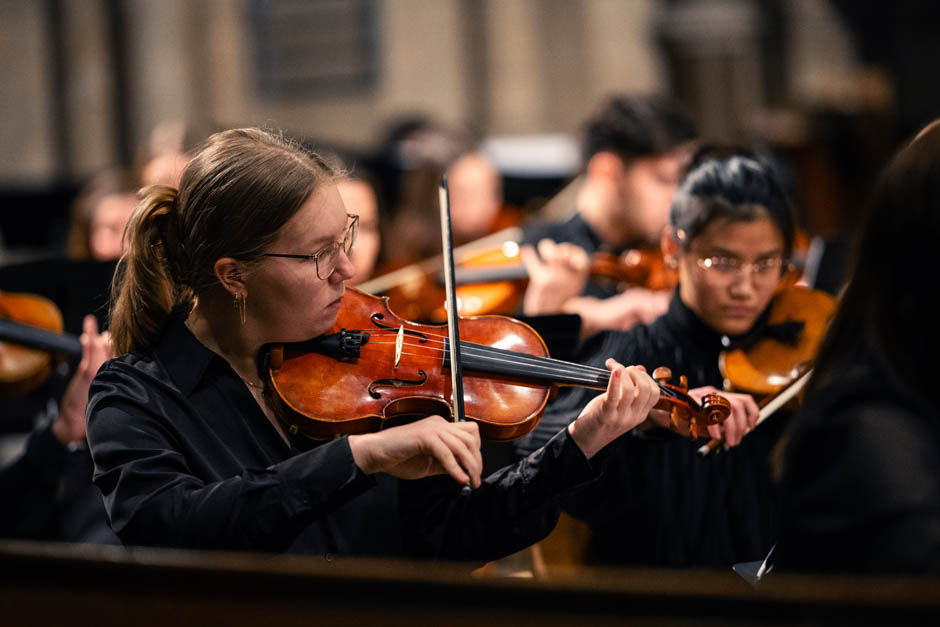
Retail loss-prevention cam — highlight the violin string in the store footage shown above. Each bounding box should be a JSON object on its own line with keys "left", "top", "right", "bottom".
{"left": 353, "top": 331, "right": 691, "bottom": 403}
{"left": 357, "top": 339, "right": 688, "bottom": 404}
{"left": 363, "top": 334, "right": 609, "bottom": 383}
{"left": 361, "top": 330, "right": 611, "bottom": 377}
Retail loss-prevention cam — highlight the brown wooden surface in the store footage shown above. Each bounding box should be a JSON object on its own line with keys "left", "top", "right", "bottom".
{"left": 2, "top": 539, "right": 940, "bottom": 626}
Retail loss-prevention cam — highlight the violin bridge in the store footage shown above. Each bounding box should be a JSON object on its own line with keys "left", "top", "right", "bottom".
{"left": 394, "top": 325, "right": 404, "bottom": 369}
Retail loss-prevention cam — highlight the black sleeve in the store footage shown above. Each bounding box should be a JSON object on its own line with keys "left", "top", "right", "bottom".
{"left": 399, "top": 428, "right": 609, "bottom": 563}
{"left": 0, "top": 420, "right": 69, "bottom": 539}
{"left": 87, "top": 384, "right": 375, "bottom": 552}
{"left": 775, "top": 402, "right": 940, "bottom": 574}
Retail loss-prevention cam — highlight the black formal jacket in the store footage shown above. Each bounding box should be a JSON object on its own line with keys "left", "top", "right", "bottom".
{"left": 85, "top": 311, "right": 609, "bottom": 563}
{"left": 515, "top": 293, "right": 790, "bottom": 569}
{"left": 774, "top": 352, "right": 940, "bottom": 574}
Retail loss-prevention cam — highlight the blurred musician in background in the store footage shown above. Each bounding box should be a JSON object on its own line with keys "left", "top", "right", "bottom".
{"left": 0, "top": 315, "right": 117, "bottom": 544}
{"left": 516, "top": 147, "right": 803, "bottom": 570}
{"left": 520, "top": 93, "right": 698, "bottom": 337}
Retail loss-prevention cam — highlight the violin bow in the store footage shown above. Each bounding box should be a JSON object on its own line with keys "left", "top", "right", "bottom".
{"left": 697, "top": 365, "right": 813, "bottom": 456}
{"left": 439, "top": 174, "right": 472, "bottom": 494}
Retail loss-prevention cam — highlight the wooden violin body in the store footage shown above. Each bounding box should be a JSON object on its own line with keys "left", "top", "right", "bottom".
{"left": 719, "top": 285, "right": 836, "bottom": 398}
{"left": 266, "top": 287, "right": 551, "bottom": 441}
{"left": 263, "top": 288, "right": 730, "bottom": 442}
{"left": 0, "top": 291, "right": 81, "bottom": 396}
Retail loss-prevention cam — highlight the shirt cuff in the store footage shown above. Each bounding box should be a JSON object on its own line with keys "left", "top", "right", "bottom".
{"left": 541, "top": 427, "right": 608, "bottom": 491}
{"left": 279, "top": 436, "right": 375, "bottom": 515}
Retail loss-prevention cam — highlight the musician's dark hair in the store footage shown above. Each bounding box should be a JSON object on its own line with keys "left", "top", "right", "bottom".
{"left": 805, "top": 118, "right": 940, "bottom": 402}
{"left": 109, "top": 127, "right": 335, "bottom": 354}
{"left": 581, "top": 93, "right": 697, "bottom": 164}
{"left": 669, "top": 147, "right": 797, "bottom": 259}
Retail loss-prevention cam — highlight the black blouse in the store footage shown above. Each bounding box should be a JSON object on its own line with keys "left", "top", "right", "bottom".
{"left": 514, "top": 293, "right": 789, "bottom": 569}
{"left": 85, "top": 313, "right": 608, "bottom": 563}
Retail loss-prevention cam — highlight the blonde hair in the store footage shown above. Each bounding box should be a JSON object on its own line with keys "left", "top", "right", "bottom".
{"left": 109, "top": 128, "right": 334, "bottom": 354}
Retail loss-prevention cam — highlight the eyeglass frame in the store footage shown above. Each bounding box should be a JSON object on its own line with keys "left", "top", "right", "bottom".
{"left": 694, "top": 254, "right": 789, "bottom": 280}
{"left": 261, "top": 213, "right": 358, "bottom": 280}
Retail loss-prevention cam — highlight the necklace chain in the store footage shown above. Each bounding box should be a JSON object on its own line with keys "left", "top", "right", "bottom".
{"left": 240, "top": 376, "right": 265, "bottom": 389}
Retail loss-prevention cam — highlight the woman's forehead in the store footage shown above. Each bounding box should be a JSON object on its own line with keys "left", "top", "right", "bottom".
{"left": 695, "top": 214, "right": 784, "bottom": 252}
{"left": 277, "top": 184, "right": 346, "bottom": 247}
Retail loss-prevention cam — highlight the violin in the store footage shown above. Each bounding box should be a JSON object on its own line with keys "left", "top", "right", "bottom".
{"left": 0, "top": 291, "right": 82, "bottom": 396}
{"left": 719, "top": 285, "right": 836, "bottom": 397}
{"left": 375, "top": 242, "right": 677, "bottom": 324}
{"left": 698, "top": 284, "right": 837, "bottom": 455}
{"left": 261, "top": 287, "right": 731, "bottom": 442}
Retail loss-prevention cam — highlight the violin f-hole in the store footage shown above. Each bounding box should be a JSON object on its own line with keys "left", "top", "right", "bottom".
{"left": 368, "top": 371, "right": 428, "bottom": 399}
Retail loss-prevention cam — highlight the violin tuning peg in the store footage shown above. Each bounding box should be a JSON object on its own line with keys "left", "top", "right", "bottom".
{"left": 669, "top": 406, "right": 680, "bottom": 432}
{"left": 653, "top": 366, "right": 672, "bottom": 384}
{"left": 678, "top": 375, "right": 688, "bottom": 392}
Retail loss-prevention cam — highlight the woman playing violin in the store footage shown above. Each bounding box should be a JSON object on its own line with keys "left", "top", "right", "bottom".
{"left": 515, "top": 147, "right": 800, "bottom": 569}
{"left": 86, "top": 128, "right": 662, "bottom": 559}
{"left": 773, "top": 119, "right": 940, "bottom": 575}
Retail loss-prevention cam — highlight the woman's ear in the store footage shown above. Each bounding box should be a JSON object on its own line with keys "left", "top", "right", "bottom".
{"left": 213, "top": 257, "right": 246, "bottom": 298}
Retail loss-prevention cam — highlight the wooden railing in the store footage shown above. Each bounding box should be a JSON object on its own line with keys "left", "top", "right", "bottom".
{"left": 2, "top": 539, "right": 939, "bottom": 626}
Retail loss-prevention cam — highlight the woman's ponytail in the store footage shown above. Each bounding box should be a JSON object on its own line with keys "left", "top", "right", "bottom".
{"left": 109, "top": 184, "right": 191, "bottom": 354}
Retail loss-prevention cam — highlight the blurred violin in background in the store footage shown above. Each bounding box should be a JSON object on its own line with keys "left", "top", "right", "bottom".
{"left": 699, "top": 283, "right": 837, "bottom": 455}
{"left": 719, "top": 284, "right": 835, "bottom": 398}
{"left": 362, "top": 238, "right": 677, "bottom": 324}
{"left": 0, "top": 291, "right": 82, "bottom": 396}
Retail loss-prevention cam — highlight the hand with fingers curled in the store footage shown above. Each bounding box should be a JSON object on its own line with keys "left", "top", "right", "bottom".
{"left": 567, "top": 359, "right": 661, "bottom": 459}
{"left": 53, "top": 315, "right": 114, "bottom": 445}
{"left": 691, "top": 387, "right": 759, "bottom": 447}
{"left": 520, "top": 238, "right": 590, "bottom": 316}
{"left": 348, "top": 416, "right": 483, "bottom": 488}
{"left": 643, "top": 386, "right": 759, "bottom": 446}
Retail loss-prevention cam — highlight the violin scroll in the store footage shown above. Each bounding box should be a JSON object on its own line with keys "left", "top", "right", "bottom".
{"left": 652, "top": 366, "right": 731, "bottom": 439}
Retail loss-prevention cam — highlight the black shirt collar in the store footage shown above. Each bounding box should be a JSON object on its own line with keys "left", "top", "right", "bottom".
{"left": 662, "top": 288, "right": 769, "bottom": 355}
{"left": 152, "top": 310, "right": 217, "bottom": 397}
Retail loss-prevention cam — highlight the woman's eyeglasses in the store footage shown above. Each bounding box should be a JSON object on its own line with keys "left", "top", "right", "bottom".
{"left": 696, "top": 255, "right": 786, "bottom": 281}
{"left": 262, "top": 214, "right": 358, "bottom": 280}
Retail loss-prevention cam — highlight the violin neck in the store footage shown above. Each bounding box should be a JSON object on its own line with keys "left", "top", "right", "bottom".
{"left": 445, "top": 340, "right": 609, "bottom": 389}
{"left": 446, "top": 340, "right": 699, "bottom": 408}
{"left": 0, "top": 318, "right": 83, "bottom": 358}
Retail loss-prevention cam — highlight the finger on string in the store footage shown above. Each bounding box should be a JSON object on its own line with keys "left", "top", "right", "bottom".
{"left": 603, "top": 362, "right": 624, "bottom": 413}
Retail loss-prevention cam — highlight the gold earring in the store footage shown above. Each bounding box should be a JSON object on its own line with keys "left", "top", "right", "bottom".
{"left": 234, "top": 292, "right": 247, "bottom": 325}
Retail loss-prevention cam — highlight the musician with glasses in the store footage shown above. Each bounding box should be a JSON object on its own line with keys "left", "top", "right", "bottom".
{"left": 515, "top": 147, "right": 799, "bottom": 570}
{"left": 84, "top": 127, "right": 665, "bottom": 559}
